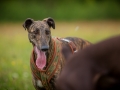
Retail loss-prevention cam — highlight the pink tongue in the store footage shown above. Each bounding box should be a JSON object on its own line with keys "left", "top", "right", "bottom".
{"left": 35, "top": 47, "right": 46, "bottom": 70}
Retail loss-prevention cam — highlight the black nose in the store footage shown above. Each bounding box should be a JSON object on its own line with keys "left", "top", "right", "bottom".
{"left": 41, "top": 46, "right": 49, "bottom": 51}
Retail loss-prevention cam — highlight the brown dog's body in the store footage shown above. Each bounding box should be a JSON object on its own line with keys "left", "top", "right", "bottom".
{"left": 56, "top": 35, "right": 120, "bottom": 90}
{"left": 23, "top": 17, "right": 91, "bottom": 90}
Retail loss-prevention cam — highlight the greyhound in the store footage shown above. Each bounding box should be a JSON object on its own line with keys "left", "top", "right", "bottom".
{"left": 23, "top": 17, "right": 91, "bottom": 90}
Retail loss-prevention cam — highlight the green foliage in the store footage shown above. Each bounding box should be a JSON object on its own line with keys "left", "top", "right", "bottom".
{"left": 0, "top": 0, "right": 120, "bottom": 22}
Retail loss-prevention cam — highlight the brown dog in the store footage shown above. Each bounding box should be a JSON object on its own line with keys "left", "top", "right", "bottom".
{"left": 23, "top": 17, "right": 91, "bottom": 90}
{"left": 56, "top": 35, "right": 120, "bottom": 90}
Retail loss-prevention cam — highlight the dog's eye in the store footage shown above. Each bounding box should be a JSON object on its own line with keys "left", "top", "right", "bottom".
{"left": 32, "top": 35, "right": 36, "bottom": 38}
{"left": 45, "top": 30, "right": 50, "bottom": 35}
{"left": 34, "top": 28, "right": 39, "bottom": 34}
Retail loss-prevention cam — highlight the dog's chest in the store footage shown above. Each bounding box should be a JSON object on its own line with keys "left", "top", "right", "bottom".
{"left": 30, "top": 38, "right": 64, "bottom": 90}
{"left": 31, "top": 54, "right": 63, "bottom": 90}
{"left": 32, "top": 62, "right": 62, "bottom": 90}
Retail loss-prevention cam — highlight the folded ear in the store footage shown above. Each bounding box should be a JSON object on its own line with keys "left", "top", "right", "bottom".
{"left": 23, "top": 18, "right": 34, "bottom": 30}
{"left": 43, "top": 17, "right": 55, "bottom": 29}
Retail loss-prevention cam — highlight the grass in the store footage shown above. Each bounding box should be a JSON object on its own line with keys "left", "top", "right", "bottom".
{"left": 0, "top": 21, "right": 120, "bottom": 90}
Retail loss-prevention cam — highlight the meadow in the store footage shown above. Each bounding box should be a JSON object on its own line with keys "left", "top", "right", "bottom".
{"left": 0, "top": 21, "right": 120, "bottom": 90}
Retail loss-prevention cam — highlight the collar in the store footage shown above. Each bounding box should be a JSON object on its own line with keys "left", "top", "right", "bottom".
{"left": 59, "top": 38, "right": 78, "bottom": 53}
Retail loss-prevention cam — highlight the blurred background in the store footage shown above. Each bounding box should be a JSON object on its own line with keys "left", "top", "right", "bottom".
{"left": 0, "top": 0, "right": 120, "bottom": 90}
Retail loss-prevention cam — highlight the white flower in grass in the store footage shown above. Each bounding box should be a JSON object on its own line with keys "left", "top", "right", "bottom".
{"left": 12, "top": 73, "right": 19, "bottom": 79}
{"left": 23, "top": 72, "right": 29, "bottom": 78}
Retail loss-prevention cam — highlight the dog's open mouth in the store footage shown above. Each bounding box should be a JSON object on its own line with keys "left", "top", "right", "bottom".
{"left": 34, "top": 46, "right": 46, "bottom": 70}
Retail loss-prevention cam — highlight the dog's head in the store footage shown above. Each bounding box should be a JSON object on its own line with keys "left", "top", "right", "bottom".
{"left": 23, "top": 17, "right": 55, "bottom": 70}
{"left": 23, "top": 17, "right": 55, "bottom": 52}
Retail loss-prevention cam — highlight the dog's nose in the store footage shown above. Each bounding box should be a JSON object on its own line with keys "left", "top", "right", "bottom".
{"left": 41, "top": 46, "right": 49, "bottom": 52}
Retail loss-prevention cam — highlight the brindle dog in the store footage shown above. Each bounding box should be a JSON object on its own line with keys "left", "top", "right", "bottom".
{"left": 23, "top": 17, "right": 91, "bottom": 90}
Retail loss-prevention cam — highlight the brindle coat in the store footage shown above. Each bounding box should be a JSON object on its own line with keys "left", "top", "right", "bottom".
{"left": 23, "top": 17, "right": 91, "bottom": 90}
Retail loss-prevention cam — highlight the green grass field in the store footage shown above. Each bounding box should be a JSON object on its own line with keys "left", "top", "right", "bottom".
{"left": 0, "top": 21, "right": 120, "bottom": 90}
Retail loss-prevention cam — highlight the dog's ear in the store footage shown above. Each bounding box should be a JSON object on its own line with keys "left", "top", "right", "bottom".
{"left": 43, "top": 17, "right": 55, "bottom": 29}
{"left": 23, "top": 18, "right": 34, "bottom": 30}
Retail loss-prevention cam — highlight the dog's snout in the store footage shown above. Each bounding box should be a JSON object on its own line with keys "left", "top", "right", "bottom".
{"left": 41, "top": 46, "right": 49, "bottom": 51}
